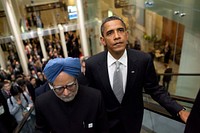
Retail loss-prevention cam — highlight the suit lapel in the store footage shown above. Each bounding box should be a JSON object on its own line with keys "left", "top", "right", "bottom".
{"left": 96, "top": 50, "right": 139, "bottom": 103}
{"left": 97, "top": 52, "right": 115, "bottom": 95}
{"left": 124, "top": 50, "right": 138, "bottom": 95}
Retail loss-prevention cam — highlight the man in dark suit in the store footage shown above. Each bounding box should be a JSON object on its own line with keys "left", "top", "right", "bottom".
{"left": 35, "top": 57, "right": 108, "bottom": 133}
{"left": 184, "top": 89, "right": 200, "bottom": 133}
{"left": 1, "top": 80, "right": 11, "bottom": 100}
{"left": 84, "top": 16, "right": 189, "bottom": 133}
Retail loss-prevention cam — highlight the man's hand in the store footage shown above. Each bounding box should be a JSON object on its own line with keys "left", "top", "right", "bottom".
{"left": 178, "top": 109, "right": 190, "bottom": 123}
{"left": 16, "top": 99, "right": 22, "bottom": 105}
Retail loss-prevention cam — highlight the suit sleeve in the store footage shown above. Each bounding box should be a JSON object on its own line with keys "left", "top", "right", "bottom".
{"left": 85, "top": 60, "right": 96, "bottom": 88}
{"left": 144, "top": 55, "right": 183, "bottom": 116}
{"left": 96, "top": 91, "right": 109, "bottom": 133}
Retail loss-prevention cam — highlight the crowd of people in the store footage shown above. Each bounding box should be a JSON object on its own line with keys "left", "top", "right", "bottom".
{"left": 0, "top": 29, "right": 82, "bottom": 132}
{"left": 0, "top": 15, "right": 195, "bottom": 133}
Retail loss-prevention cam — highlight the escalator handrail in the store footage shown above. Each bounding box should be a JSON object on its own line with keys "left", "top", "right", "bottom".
{"left": 157, "top": 73, "right": 200, "bottom": 76}
{"left": 143, "top": 91, "right": 195, "bottom": 104}
{"left": 143, "top": 92, "right": 195, "bottom": 124}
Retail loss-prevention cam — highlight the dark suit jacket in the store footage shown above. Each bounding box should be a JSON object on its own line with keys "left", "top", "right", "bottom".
{"left": 1, "top": 89, "right": 10, "bottom": 100}
{"left": 85, "top": 49, "right": 183, "bottom": 133}
{"left": 26, "top": 81, "right": 36, "bottom": 102}
{"left": 35, "top": 81, "right": 51, "bottom": 97}
{"left": 35, "top": 85, "right": 109, "bottom": 133}
{"left": 77, "top": 73, "right": 89, "bottom": 86}
{"left": 184, "top": 89, "right": 200, "bottom": 133}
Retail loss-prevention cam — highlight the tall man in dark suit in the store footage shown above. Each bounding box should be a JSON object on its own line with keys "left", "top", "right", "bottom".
{"left": 35, "top": 57, "right": 108, "bottom": 133}
{"left": 84, "top": 16, "right": 189, "bottom": 133}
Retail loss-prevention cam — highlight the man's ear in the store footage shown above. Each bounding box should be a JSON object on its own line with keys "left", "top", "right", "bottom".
{"left": 100, "top": 37, "right": 106, "bottom": 46}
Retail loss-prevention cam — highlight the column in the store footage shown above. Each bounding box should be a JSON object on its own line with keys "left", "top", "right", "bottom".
{"left": 0, "top": 46, "right": 6, "bottom": 69}
{"left": 1, "top": 0, "right": 29, "bottom": 75}
{"left": 37, "top": 28, "right": 48, "bottom": 60}
{"left": 76, "top": 0, "right": 90, "bottom": 56}
{"left": 58, "top": 24, "right": 68, "bottom": 57}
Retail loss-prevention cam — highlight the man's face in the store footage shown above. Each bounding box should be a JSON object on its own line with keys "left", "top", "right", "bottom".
{"left": 52, "top": 72, "right": 78, "bottom": 102}
{"left": 100, "top": 20, "right": 128, "bottom": 57}
{"left": 30, "top": 78, "right": 36, "bottom": 85}
{"left": 4, "top": 83, "right": 11, "bottom": 91}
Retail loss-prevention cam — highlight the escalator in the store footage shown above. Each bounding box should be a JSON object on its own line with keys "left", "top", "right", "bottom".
{"left": 14, "top": 73, "right": 199, "bottom": 133}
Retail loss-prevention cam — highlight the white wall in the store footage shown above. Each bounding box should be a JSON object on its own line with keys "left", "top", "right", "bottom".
{"left": 176, "top": 32, "right": 200, "bottom": 98}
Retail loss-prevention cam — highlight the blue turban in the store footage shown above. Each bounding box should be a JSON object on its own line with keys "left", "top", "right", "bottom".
{"left": 43, "top": 57, "right": 81, "bottom": 83}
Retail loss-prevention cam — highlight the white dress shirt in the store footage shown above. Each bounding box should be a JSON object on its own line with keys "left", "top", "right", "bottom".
{"left": 107, "top": 50, "right": 127, "bottom": 93}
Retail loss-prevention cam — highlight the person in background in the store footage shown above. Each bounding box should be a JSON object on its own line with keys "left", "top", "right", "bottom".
{"left": 163, "top": 41, "right": 171, "bottom": 65}
{"left": 37, "top": 72, "right": 47, "bottom": 86}
{"left": 133, "top": 36, "right": 141, "bottom": 50}
{"left": 162, "top": 64, "right": 173, "bottom": 91}
{"left": 80, "top": 56, "right": 89, "bottom": 75}
{"left": 1, "top": 80, "right": 12, "bottom": 100}
{"left": 77, "top": 56, "right": 89, "bottom": 86}
{"left": 84, "top": 16, "right": 189, "bottom": 133}
{"left": 7, "top": 84, "right": 34, "bottom": 133}
{"left": 35, "top": 57, "right": 108, "bottom": 133}
{"left": 35, "top": 61, "right": 51, "bottom": 97}
{"left": 16, "top": 77, "right": 31, "bottom": 96}
{"left": 0, "top": 89, "right": 17, "bottom": 133}
{"left": 29, "top": 76, "right": 39, "bottom": 102}
{"left": 15, "top": 75, "right": 36, "bottom": 104}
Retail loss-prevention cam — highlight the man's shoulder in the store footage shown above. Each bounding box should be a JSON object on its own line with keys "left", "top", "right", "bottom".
{"left": 127, "top": 49, "right": 151, "bottom": 61}
{"left": 79, "top": 85, "right": 101, "bottom": 97}
{"left": 35, "top": 82, "right": 50, "bottom": 95}
{"left": 86, "top": 51, "right": 106, "bottom": 63}
{"left": 128, "top": 48, "right": 148, "bottom": 55}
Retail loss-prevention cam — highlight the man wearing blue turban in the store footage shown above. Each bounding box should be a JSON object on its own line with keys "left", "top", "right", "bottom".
{"left": 35, "top": 57, "right": 109, "bottom": 133}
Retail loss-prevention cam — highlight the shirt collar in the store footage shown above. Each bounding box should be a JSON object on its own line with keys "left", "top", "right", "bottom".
{"left": 107, "top": 50, "right": 127, "bottom": 67}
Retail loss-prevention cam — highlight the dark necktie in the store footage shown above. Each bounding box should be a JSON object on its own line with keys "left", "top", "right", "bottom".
{"left": 113, "top": 61, "right": 124, "bottom": 103}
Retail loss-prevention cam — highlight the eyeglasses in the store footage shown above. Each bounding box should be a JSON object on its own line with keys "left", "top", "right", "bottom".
{"left": 52, "top": 80, "right": 77, "bottom": 95}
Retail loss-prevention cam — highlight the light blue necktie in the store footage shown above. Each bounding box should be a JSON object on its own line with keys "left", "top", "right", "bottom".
{"left": 113, "top": 61, "right": 124, "bottom": 103}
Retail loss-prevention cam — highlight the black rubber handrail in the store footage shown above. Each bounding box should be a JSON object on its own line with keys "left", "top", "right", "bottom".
{"left": 143, "top": 92, "right": 195, "bottom": 124}
{"left": 170, "top": 94, "right": 195, "bottom": 104}
{"left": 143, "top": 91, "right": 195, "bottom": 104}
{"left": 157, "top": 73, "right": 200, "bottom": 76}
